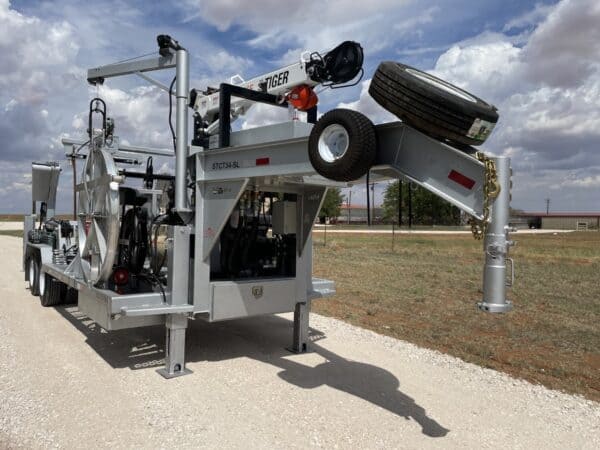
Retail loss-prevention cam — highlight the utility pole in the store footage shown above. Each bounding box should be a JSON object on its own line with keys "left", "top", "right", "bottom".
{"left": 545, "top": 198, "right": 550, "bottom": 215}
{"left": 398, "top": 180, "right": 402, "bottom": 227}
{"left": 408, "top": 182, "right": 413, "bottom": 229}
{"left": 366, "top": 171, "right": 371, "bottom": 226}
{"left": 347, "top": 191, "right": 351, "bottom": 224}
{"left": 371, "top": 182, "right": 375, "bottom": 224}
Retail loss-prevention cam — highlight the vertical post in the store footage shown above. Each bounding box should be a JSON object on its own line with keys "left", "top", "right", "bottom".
{"left": 371, "top": 182, "right": 375, "bottom": 224}
{"left": 366, "top": 171, "right": 371, "bottom": 226}
{"left": 174, "top": 48, "right": 191, "bottom": 220}
{"left": 478, "top": 156, "right": 513, "bottom": 313}
{"left": 157, "top": 225, "right": 193, "bottom": 378}
{"left": 347, "top": 191, "right": 351, "bottom": 224}
{"left": 72, "top": 157, "right": 77, "bottom": 221}
{"left": 398, "top": 179, "right": 402, "bottom": 227}
{"left": 292, "top": 236, "right": 312, "bottom": 353}
{"left": 408, "top": 182, "right": 413, "bottom": 229}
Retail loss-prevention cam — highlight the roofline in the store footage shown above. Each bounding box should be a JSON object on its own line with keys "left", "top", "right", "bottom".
{"left": 513, "top": 212, "right": 600, "bottom": 217}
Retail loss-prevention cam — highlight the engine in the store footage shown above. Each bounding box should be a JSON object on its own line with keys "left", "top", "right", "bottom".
{"left": 212, "top": 191, "right": 297, "bottom": 280}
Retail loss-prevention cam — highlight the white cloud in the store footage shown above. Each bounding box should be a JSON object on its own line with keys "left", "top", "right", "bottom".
{"left": 429, "top": 0, "right": 600, "bottom": 210}
{"left": 186, "top": 0, "right": 417, "bottom": 56}
{"left": 337, "top": 79, "right": 395, "bottom": 124}
{"left": 502, "top": 2, "right": 555, "bottom": 31}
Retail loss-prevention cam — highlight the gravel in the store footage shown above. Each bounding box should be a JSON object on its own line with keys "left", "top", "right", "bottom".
{"left": 0, "top": 235, "right": 598, "bottom": 449}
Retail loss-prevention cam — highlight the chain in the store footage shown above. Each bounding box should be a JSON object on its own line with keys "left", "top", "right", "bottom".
{"left": 469, "top": 152, "right": 500, "bottom": 239}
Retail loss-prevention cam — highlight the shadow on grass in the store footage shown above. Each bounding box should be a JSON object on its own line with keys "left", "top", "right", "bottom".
{"left": 55, "top": 305, "right": 449, "bottom": 438}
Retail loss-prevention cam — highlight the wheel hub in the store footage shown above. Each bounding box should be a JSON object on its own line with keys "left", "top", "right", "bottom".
{"left": 317, "top": 124, "right": 349, "bottom": 163}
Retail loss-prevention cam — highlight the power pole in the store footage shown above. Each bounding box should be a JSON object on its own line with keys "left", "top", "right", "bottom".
{"left": 408, "top": 182, "right": 413, "bottom": 229}
{"left": 347, "top": 191, "right": 351, "bottom": 224}
{"left": 371, "top": 182, "right": 375, "bottom": 224}
{"left": 545, "top": 198, "right": 550, "bottom": 214}
{"left": 398, "top": 180, "right": 402, "bottom": 227}
{"left": 366, "top": 171, "right": 371, "bottom": 226}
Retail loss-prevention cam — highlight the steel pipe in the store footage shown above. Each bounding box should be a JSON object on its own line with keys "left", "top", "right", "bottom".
{"left": 478, "top": 156, "right": 513, "bottom": 313}
{"left": 174, "top": 48, "right": 191, "bottom": 220}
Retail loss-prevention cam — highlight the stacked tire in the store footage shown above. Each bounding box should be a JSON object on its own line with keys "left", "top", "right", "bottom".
{"left": 369, "top": 61, "right": 499, "bottom": 146}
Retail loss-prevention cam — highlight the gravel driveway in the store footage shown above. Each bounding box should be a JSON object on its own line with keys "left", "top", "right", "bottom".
{"left": 0, "top": 235, "right": 598, "bottom": 449}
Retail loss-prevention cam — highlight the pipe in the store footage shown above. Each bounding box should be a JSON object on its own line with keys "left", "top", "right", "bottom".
{"left": 174, "top": 48, "right": 191, "bottom": 220}
{"left": 478, "top": 156, "right": 513, "bottom": 313}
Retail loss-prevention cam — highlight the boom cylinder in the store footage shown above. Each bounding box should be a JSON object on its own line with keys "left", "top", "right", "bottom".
{"left": 174, "top": 48, "right": 191, "bottom": 220}
{"left": 478, "top": 156, "right": 513, "bottom": 313}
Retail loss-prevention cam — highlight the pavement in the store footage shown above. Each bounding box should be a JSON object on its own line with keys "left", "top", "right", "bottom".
{"left": 0, "top": 235, "right": 598, "bottom": 449}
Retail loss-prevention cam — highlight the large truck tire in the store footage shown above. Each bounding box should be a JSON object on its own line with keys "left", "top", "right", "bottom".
{"left": 40, "top": 273, "right": 66, "bottom": 307}
{"left": 63, "top": 287, "right": 79, "bottom": 305}
{"left": 308, "top": 108, "right": 376, "bottom": 182}
{"left": 369, "top": 61, "right": 499, "bottom": 146}
{"left": 28, "top": 256, "right": 41, "bottom": 296}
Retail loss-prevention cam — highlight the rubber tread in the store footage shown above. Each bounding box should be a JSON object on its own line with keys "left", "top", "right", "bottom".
{"left": 369, "top": 61, "right": 499, "bottom": 146}
{"left": 308, "top": 109, "right": 377, "bottom": 182}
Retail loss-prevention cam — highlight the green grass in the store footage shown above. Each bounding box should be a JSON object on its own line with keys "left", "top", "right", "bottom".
{"left": 312, "top": 232, "right": 600, "bottom": 401}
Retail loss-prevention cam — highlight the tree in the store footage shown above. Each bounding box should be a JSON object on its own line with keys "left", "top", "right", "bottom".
{"left": 319, "top": 188, "right": 344, "bottom": 222}
{"left": 382, "top": 180, "right": 461, "bottom": 225}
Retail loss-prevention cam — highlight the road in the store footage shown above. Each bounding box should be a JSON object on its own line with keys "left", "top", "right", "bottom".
{"left": 0, "top": 235, "right": 597, "bottom": 449}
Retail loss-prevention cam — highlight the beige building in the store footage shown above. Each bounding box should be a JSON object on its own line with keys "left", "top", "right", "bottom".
{"left": 514, "top": 212, "right": 600, "bottom": 230}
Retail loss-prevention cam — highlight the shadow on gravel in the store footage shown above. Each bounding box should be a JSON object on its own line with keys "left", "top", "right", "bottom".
{"left": 55, "top": 306, "right": 449, "bottom": 438}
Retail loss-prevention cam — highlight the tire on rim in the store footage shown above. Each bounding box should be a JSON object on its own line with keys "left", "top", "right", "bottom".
{"left": 369, "top": 61, "right": 499, "bottom": 146}
{"left": 308, "top": 108, "right": 377, "bottom": 182}
{"left": 40, "top": 273, "right": 66, "bottom": 307}
{"left": 29, "top": 256, "right": 41, "bottom": 296}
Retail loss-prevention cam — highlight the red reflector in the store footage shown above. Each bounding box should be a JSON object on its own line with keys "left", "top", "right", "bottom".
{"left": 256, "top": 157, "right": 270, "bottom": 166}
{"left": 448, "top": 170, "right": 476, "bottom": 189}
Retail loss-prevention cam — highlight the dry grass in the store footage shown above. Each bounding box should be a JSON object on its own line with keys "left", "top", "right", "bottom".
{"left": 312, "top": 232, "right": 600, "bottom": 402}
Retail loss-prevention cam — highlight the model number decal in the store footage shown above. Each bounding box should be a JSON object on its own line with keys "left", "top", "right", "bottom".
{"left": 264, "top": 70, "right": 289, "bottom": 90}
{"left": 212, "top": 161, "right": 240, "bottom": 170}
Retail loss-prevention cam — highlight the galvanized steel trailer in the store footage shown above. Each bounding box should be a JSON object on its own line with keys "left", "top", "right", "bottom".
{"left": 23, "top": 35, "right": 514, "bottom": 378}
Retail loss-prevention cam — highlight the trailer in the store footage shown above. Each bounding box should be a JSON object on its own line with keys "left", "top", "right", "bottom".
{"left": 23, "top": 35, "right": 514, "bottom": 378}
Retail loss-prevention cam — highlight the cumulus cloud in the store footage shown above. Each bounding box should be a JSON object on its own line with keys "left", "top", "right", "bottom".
{"left": 429, "top": 0, "right": 600, "bottom": 210}
{"left": 337, "top": 79, "right": 395, "bottom": 124}
{"left": 185, "top": 0, "right": 421, "bottom": 58}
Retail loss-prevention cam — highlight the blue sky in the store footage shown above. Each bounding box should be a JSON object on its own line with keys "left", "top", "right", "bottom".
{"left": 2, "top": 0, "right": 599, "bottom": 213}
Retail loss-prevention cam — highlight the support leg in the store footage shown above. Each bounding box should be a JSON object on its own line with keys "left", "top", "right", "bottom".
{"left": 157, "top": 314, "right": 192, "bottom": 378}
{"left": 158, "top": 225, "right": 193, "bottom": 378}
{"left": 478, "top": 156, "right": 513, "bottom": 313}
{"left": 291, "top": 300, "right": 311, "bottom": 353}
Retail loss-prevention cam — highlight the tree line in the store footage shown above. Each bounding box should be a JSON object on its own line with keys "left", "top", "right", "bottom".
{"left": 318, "top": 182, "right": 462, "bottom": 226}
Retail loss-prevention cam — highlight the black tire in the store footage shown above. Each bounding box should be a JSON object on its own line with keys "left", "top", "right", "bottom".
{"left": 40, "top": 274, "right": 66, "bottom": 307}
{"left": 63, "top": 287, "right": 79, "bottom": 305}
{"left": 369, "top": 61, "right": 499, "bottom": 146}
{"left": 308, "top": 109, "right": 376, "bottom": 182}
{"left": 29, "top": 257, "right": 41, "bottom": 296}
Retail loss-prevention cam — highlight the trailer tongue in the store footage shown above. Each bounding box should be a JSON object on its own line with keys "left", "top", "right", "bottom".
{"left": 24, "top": 35, "right": 513, "bottom": 379}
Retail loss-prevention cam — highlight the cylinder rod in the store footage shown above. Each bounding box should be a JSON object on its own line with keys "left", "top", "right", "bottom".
{"left": 478, "top": 156, "right": 513, "bottom": 313}
{"left": 174, "top": 48, "right": 191, "bottom": 220}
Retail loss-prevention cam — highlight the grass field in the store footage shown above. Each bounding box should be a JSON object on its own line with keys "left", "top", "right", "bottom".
{"left": 312, "top": 232, "right": 600, "bottom": 402}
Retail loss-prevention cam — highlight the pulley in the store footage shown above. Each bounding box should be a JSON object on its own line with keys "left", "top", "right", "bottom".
{"left": 77, "top": 148, "right": 121, "bottom": 285}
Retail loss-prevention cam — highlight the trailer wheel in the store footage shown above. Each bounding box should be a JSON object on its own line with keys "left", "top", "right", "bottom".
{"left": 63, "top": 287, "right": 78, "bottom": 305}
{"left": 29, "top": 257, "right": 41, "bottom": 296}
{"left": 308, "top": 109, "right": 376, "bottom": 182}
{"left": 40, "top": 274, "right": 66, "bottom": 307}
{"left": 369, "top": 61, "right": 499, "bottom": 146}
